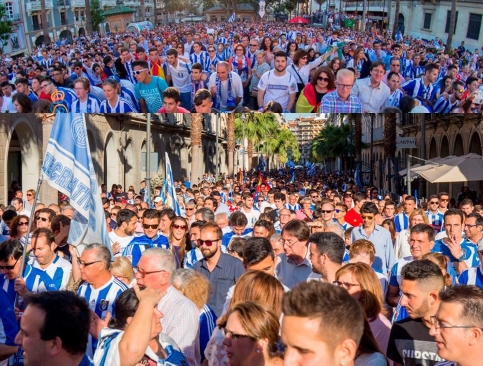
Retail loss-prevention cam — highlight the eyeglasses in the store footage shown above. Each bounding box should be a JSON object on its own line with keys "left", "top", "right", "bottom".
{"left": 143, "top": 223, "right": 159, "bottom": 230}
{"left": 440, "top": 198, "right": 449, "bottom": 202}
{"left": 133, "top": 69, "right": 148, "bottom": 75}
{"left": 0, "top": 257, "right": 20, "bottom": 271}
{"left": 281, "top": 239, "right": 299, "bottom": 247}
{"left": 35, "top": 216, "right": 48, "bottom": 222}
{"left": 250, "top": 44, "right": 258, "bottom": 47}
{"left": 27, "top": 193, "right": 33, "bottom": 196}
{"left": 40, "top": 83, "right": 52, "bottom": 89}
{"left": 361, "top": 215, "right": 374, "bottom": 220}
{"left": 321, "top": 210, "right": 333, "bottom": 214}
{"left": 221, "top": 327, "right": 256, "bottom": 341}
{"left": 197, "top": 238, "right": 221, "bottom": 247}
{"left": 208, "top": 50, "right": 216, "bottom": 53}
{"left": 185, "top": 208, "right": 195, "bottom": 211}
{"left": 317, "top": 76, "right": 330, "bottom": 82}
{"left": 135, "top": 266, "right": 166, "bottom": 278}
{"left": 17, "top": 221, "right": 28, "bottom": 226}
{"left": 430, "top": 316, "right": 483, "bottom": 332}
{"left": 337, "top": 83, "right": 353, "bottom": 89}
{"left": 430, "top": 201, "right": 439, "bottom": 204}
{"left": 333, "top": 281, "right": 361, "bottom": 290}
{"left": 464, "top": 223, "right": 478, "bottom": 228}
{"left": 173, "top": 224, "right": 187, "bottom": 230}
{"left": 77, "top": 260, "right": 102, "bottom": 268}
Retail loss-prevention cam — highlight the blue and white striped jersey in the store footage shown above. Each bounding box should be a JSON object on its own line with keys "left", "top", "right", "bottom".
{"left": 401, "top": 77, "right": 435, "bottom": 101}
{"left": 0, "top": 274, "right": 15, "bottom": 303}
{"left": 458, "top": 266, "right": 483, "bottom": 288}
{"left": 432, "top": 239, "right": 480, "bottom": 269}
{"left": 183, "top": 247, "right": 203, "bottom": 269}
{"left": 0, "top": 288, "right": 18, "bottom": 349}
{"left": 285, "top": 203, "right": 301, "bottom": 211}
{"left": 389, "top": 256, "right": 414, "bottom": 287}
{"left": 120, "top": 86, "right": 140, "bottom": 111}
{"left": 122, "top": 234, "right": 169, "bottom": 267}
{"left": 394, "top": 212, "right": 409, "bottom": 233}
{"left": 78, "top": 276, "right": 128, "bottom": 357}
{"left": 99, "top": 96, "right": 137, "bottom": 113}
{"left": 71, "top": 94, "right": 101, "bottom": 113}
{"left": 24, "top": 255, "right": 72, "bottom": 293}
{"left": 425, "top": 210, "right": 444, "bottom": 232}
{"left": 433, "top": 95, "right": 458, "bottom": 113}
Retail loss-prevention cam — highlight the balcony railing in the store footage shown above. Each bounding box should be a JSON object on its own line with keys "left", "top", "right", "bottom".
{"left": 26, "top": 0, "right": 53, "bottom": 12}
{"left": 57, "top": 0, "right": 70, "bottom": 6}
{"left": 71, "top": 0, "right": 85, "bottom": 7}
{"left": 102, "top": 0, "right": 117, "bottom": 7}
{"left": 124, "top": 0, "right": 141, "bottom": 7}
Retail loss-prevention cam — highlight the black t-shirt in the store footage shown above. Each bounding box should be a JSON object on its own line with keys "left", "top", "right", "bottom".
{"left": 387, "top": 317, "right": 444, "bottom": 366}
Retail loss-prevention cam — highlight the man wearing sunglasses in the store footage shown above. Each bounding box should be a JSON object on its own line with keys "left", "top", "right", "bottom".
{"left": 34, "top": 208, "right": 55, "bottom": 230}
{"left": 0, "top": 239, "right": 23, "bottom": 303}
{"left": 194, "top": 222, "right": 245, "bottom": 317}
{"left": 425, "top": 194, "right": 444, "bottom": 232}
{"left": 122, "top": 209, "right": 169, "bottom": 267}
{"left": 433, "top": 80, "right": 465, "bottom": 113}
{"left": 351, "top": 202, "right": 394, "bottom": 275}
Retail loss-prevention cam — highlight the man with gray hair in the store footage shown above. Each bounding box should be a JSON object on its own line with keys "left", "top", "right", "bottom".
{"left": 324, "top": 221, "right": 345, "bottom": 239}
{"left": 135, "top": 248, "right": 201, "bottom": 365}
{"left": 195, "top": 207, "right": 215, "bottom": 223}
{"left": 77, "top": 243, "right": 128, "bottom": 357}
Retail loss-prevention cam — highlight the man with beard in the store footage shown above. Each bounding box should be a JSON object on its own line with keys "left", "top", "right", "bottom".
{"left": 387, "top": 259, "right": 445, "bottom": 366}
{"left": 308, "top": 232, "right": 344, "bottom": 284}
{"left": 193, "top": 222, "right": 245, "bottom": 317}
{"left": 108, "top": 209, "right": 137, "bottom": 256}
{"left": 257, "top": 51, "right": 298, "bottom": 112}
{"left": 183, "top": 220, "right": 207, "bottom": 269}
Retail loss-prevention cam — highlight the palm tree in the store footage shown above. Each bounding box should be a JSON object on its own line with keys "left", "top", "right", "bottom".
{"left": 392, "top": 0, "right": 400, "bottom": 38}
{"left": 445, "top": 0, "right": 457, "bottom": 53}
{"left": 153, "top": 0, "right": 158, "bottom": 26}
{"left": 314, "top": 0, "right": 325, "bottom": 12}
{"left": 190, "top": 114, "right": 203, "bottom": 184}
{"left": 311, "top": 123, "right": 354, "bottom": 172}
{"left": 227, "top": 114, "right": 235, "bottom": 177}
{"left": 85, "top": 0, "right": 92, "bottom": 34}
{"left": 41, "top": 0, "right": 51, "bottom": 44}
{"left": 384, "top": 113, "right": 398, "bottom": 192}
{"left": 267, "top": 126, "right": 301, "bottom": 167}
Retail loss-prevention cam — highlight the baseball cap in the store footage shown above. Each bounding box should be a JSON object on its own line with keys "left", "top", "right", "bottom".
{"left": 154, "top": 197, "right": 163, "bottom": 203}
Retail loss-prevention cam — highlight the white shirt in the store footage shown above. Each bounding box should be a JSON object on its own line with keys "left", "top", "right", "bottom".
{"left": 240, "top": 207, "right": 260, "bottom": 228}
{"left": 352, "top": 77, "right": 391, "bottom": 112}
{"left": 257, "top": 70, "right": 298, "bottom": 110}
{"left": 108, "top": 231, "right": 134, "bottom": 257}
{"left": 208, "top": 71, "right": 244, "bottom": 111}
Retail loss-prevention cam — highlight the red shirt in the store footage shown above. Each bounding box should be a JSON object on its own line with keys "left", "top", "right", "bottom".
{"left": 345, "top": 208, "right": 363, "bottom": 227}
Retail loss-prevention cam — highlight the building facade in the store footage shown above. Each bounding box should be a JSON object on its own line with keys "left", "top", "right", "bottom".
{"left": 2, "top": 0, "right": 28, "bottom": 56}
{"left": 0, "top": 113, "right": 228, "bottom": 206}
{"left": 288, "top": 114, "right": 327, "bottom": 164}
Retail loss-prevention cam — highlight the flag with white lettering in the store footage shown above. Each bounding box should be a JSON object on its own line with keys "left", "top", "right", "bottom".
{"left": 41, "top": 113, "right": 110, "bottom": 251}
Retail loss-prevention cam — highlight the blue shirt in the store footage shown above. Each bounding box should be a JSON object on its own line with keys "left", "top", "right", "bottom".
{"left": 0, "top": 288, "right": 18, "bottom": 347}
{"left": 199, "top": 304, "right": 217, "bottom": 362}
{"left": 351, "top": 225, "right": 395, "bottom": 274}
{"left": 122, "top": 234, "right": 170, "bottom": 267}
{"left": 0, "top": 274, "right": 15, "bottom": 304}
{"left": 458, "top": 266, "right": 483, "bottom": 287}
{"left": 134, "top": 76, "right": 169, "bottom": 113}
{"left": 24, "top": 255, "right": 72, "bottom": 293}
{"left": 432, "top": 238, "right": 480, "bottom": 272}
{"left": 394, "top": 212, "right": 409, "bottom": 233}
{"left": 221, "top": 228, "right": 253, "bottom": 249}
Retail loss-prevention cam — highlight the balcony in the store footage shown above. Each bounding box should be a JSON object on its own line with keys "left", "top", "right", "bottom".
{"left": 101, "top": 0, "right": 117, "bottom": 7}
{"left": 57, "top": 0, "right": 70, "bottom": 6}
{"left": 124, "top": 0, "right": 141, "bottom": 7}
{"left": 71, "top": 0, "right": 85, "bottom": 7}
{"left": 26, "top": 0, "right": 53, "bottom": 12}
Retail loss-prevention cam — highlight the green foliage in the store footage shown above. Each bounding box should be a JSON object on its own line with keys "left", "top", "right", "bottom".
{"left": 90, "top": 0, "right": 105, "bottom": 33}
{"left": 311, "top": 123, "right": 355, "bottom": 162}
{"left": 0, "top": 4, "right": 13, "bottom": 52}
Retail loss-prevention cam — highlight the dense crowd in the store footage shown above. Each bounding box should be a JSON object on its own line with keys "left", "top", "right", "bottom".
{"left": 2, "top": 15, "right": 483, "bottom": 114}
{"left": 0, "top": 169, "right": 483, "bottom": 366}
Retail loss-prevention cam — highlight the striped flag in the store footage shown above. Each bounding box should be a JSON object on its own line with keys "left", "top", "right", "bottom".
{"left": 164, "top": 152, "right": 181, "bottom": 215}
{"left": 228, "top": 12, "right": 236, "bottom": 22}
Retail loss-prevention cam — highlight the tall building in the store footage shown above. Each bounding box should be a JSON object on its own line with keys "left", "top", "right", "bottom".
{"left": 2, "top": 0, "right": 28, "bottom": 56}
{"left": 288, "top": 114, "right": 328, "bottom": 163}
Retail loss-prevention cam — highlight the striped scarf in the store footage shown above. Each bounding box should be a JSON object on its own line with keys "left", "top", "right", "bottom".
{"left": 232, "top": 55, "right": 249, "bottom": 82}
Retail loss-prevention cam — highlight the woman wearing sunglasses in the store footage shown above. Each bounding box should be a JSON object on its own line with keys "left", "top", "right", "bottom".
{"left": 296, "top": 66, "right": 335, "bottom": 113}
{"left": 169, "top": 216, "right": 190, "bottom": 268}
{"left": 9, "top": 215, "right": 29, "bottom": 247}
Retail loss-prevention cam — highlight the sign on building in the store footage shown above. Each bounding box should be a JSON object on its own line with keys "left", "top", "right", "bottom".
{"left": 396, "top": 137, "right": 417, "bottom": 149}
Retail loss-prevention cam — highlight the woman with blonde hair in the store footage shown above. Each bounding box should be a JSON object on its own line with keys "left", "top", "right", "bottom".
{"left": 203, "top": 271, "right": 284, "bottom": 366}
{"left": 171, "top": 268, "right": 217, "bottom": 362}
{"left": 219, "top": 301, "right": 283, "bottom": 366}
{"left": 394, "top": 208, "right": 429, "bottom": 259}
{"left": 335, "top": 263, "right": 392, "bottom": 356}
{"left": 423, "top": 252, "right": 454, "bottom": 286}
{"left": 168, "top": 216, "right": 189, "bottom": 267}
{"left": 110, "top": 256, "right": 135, "bottom": 287}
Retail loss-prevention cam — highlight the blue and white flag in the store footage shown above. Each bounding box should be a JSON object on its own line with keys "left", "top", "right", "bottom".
{"left": 164, "top": 152, "right": 181, "bottom": 216}
{"left": 228, "top": 12, "right": 236, "bottom": 22}
{"left": 259, "top": 156, "right": 266, "bottom": 171}
{"left": 308, "top": 163, "right": 316, "bottom": 177}
{"left": 41, "top": 113, "right": 110, "bottom": 252}
{"left": 290, "top": 168, "right": 295, "bottom": 183}
{"left": 354, "top": 162, "right": 363, "bottom": 190}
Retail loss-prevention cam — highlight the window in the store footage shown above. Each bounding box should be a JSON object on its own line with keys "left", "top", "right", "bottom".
{"left": 467, "top": 13, "right": 482, "bottom": 40}
{"left": 4, "top": 2, "right": 13, "bottom": 20}
{"left": 445, "top": 10, "right": 458, "bottom": 34}
{"left": 60, "top": 11, "right": 66, "bottom": 25}
{"left": 423, "top": 13, "right": 432, "bottom": 30}
{"left": 32, "top": 15, "right": 40, "bottom": 30}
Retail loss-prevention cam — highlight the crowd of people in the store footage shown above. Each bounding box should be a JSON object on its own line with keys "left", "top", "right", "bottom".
{"left": 0, "top": 168, "right": 483, "bottom": 366}
{"left": 1, "top": 14, "right": 483, "bottom": 114}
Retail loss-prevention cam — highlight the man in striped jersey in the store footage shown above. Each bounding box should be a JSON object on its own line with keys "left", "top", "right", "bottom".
{"left": 433, "top": 80, "right": 464, "bottom": 113}
{"left": 0, "top": 239, "right": 23, "bottom": 303}
{"left": 77, "top": 243, "right": 128, "bottom": 357}
{"left": 394, "top": 195, "right": 416, "bottom": 233}
{"left": 425, "top": 195, "right": 445, "bottom": 232}
{"left": 387, "top": 224, "right": 435, "bottom": 307}
{"left": 431, "top": 286, "right": 483, "bottom": 366}
{"left": 122, "top": 209, "right": 169, "bottom": 267}
{"left": 401, "top": 63, "right": 439, "bottom": 102}
{"left": 16, "top": 229, "right": 71, "bottom": 295}
{"left": 458, "top": 239, "right": 483, "bottom": 287}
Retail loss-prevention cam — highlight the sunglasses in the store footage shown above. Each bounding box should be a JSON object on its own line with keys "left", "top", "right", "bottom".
{"left": 440, "top": 199, "right": 449, "bottom": 202}
{"left": 430, "top": 201, "right": 439, "bottom": 204}
{"left": 27, "top": 193, "right": 33, "bottom": 196}
{"left": 133, "top": 69, "right": 148, "bottom": 75}
{"left": 321, "top": 210, "right": 333, "bottom": 214}
{"left": 143, "top": 224, "right": 158, "bottom": 230}
{"left": 250, "top": 44, "right": 258, "bottom": 46}
{"left": 334, "top": 209, "right": 345, "bottom": 213}
{"left": 317, "top": 76, "right": 330, "bottom": 82}
{"left": 35, "top": 216, "right": 48, "bottom": 222}
{"left": 197, "top": 238, "right": 221, "bottom": 247}
{"left": 0, "top": 257, "right": 20, "bottom": 270}
{"left": 173, "top": 224, "right": 187, "bottom": 230}
{"left": 185, "top": 208, "right": 195, "bottom": 211}
{"left": 455, "top": 89, "right": 464, "bottom": 93}
{"left": 17, "top": 221, "right": 29, "bottom": 226}
{"left": 361, "top": 215, "right": 374, "bottom": 220}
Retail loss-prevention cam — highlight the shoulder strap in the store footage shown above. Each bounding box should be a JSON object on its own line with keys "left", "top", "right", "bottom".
{"left": 291, "top": 64, "right": 304, "bottom": 84}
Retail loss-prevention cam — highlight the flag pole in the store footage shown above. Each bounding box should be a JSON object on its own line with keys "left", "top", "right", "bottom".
{"left": 146, "top": 113, "right": 152, "bottom": 207}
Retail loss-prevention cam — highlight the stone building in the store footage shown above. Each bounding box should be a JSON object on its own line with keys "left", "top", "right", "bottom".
{"left": 0, "top": 113, "right": 228, "bottom": 206}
